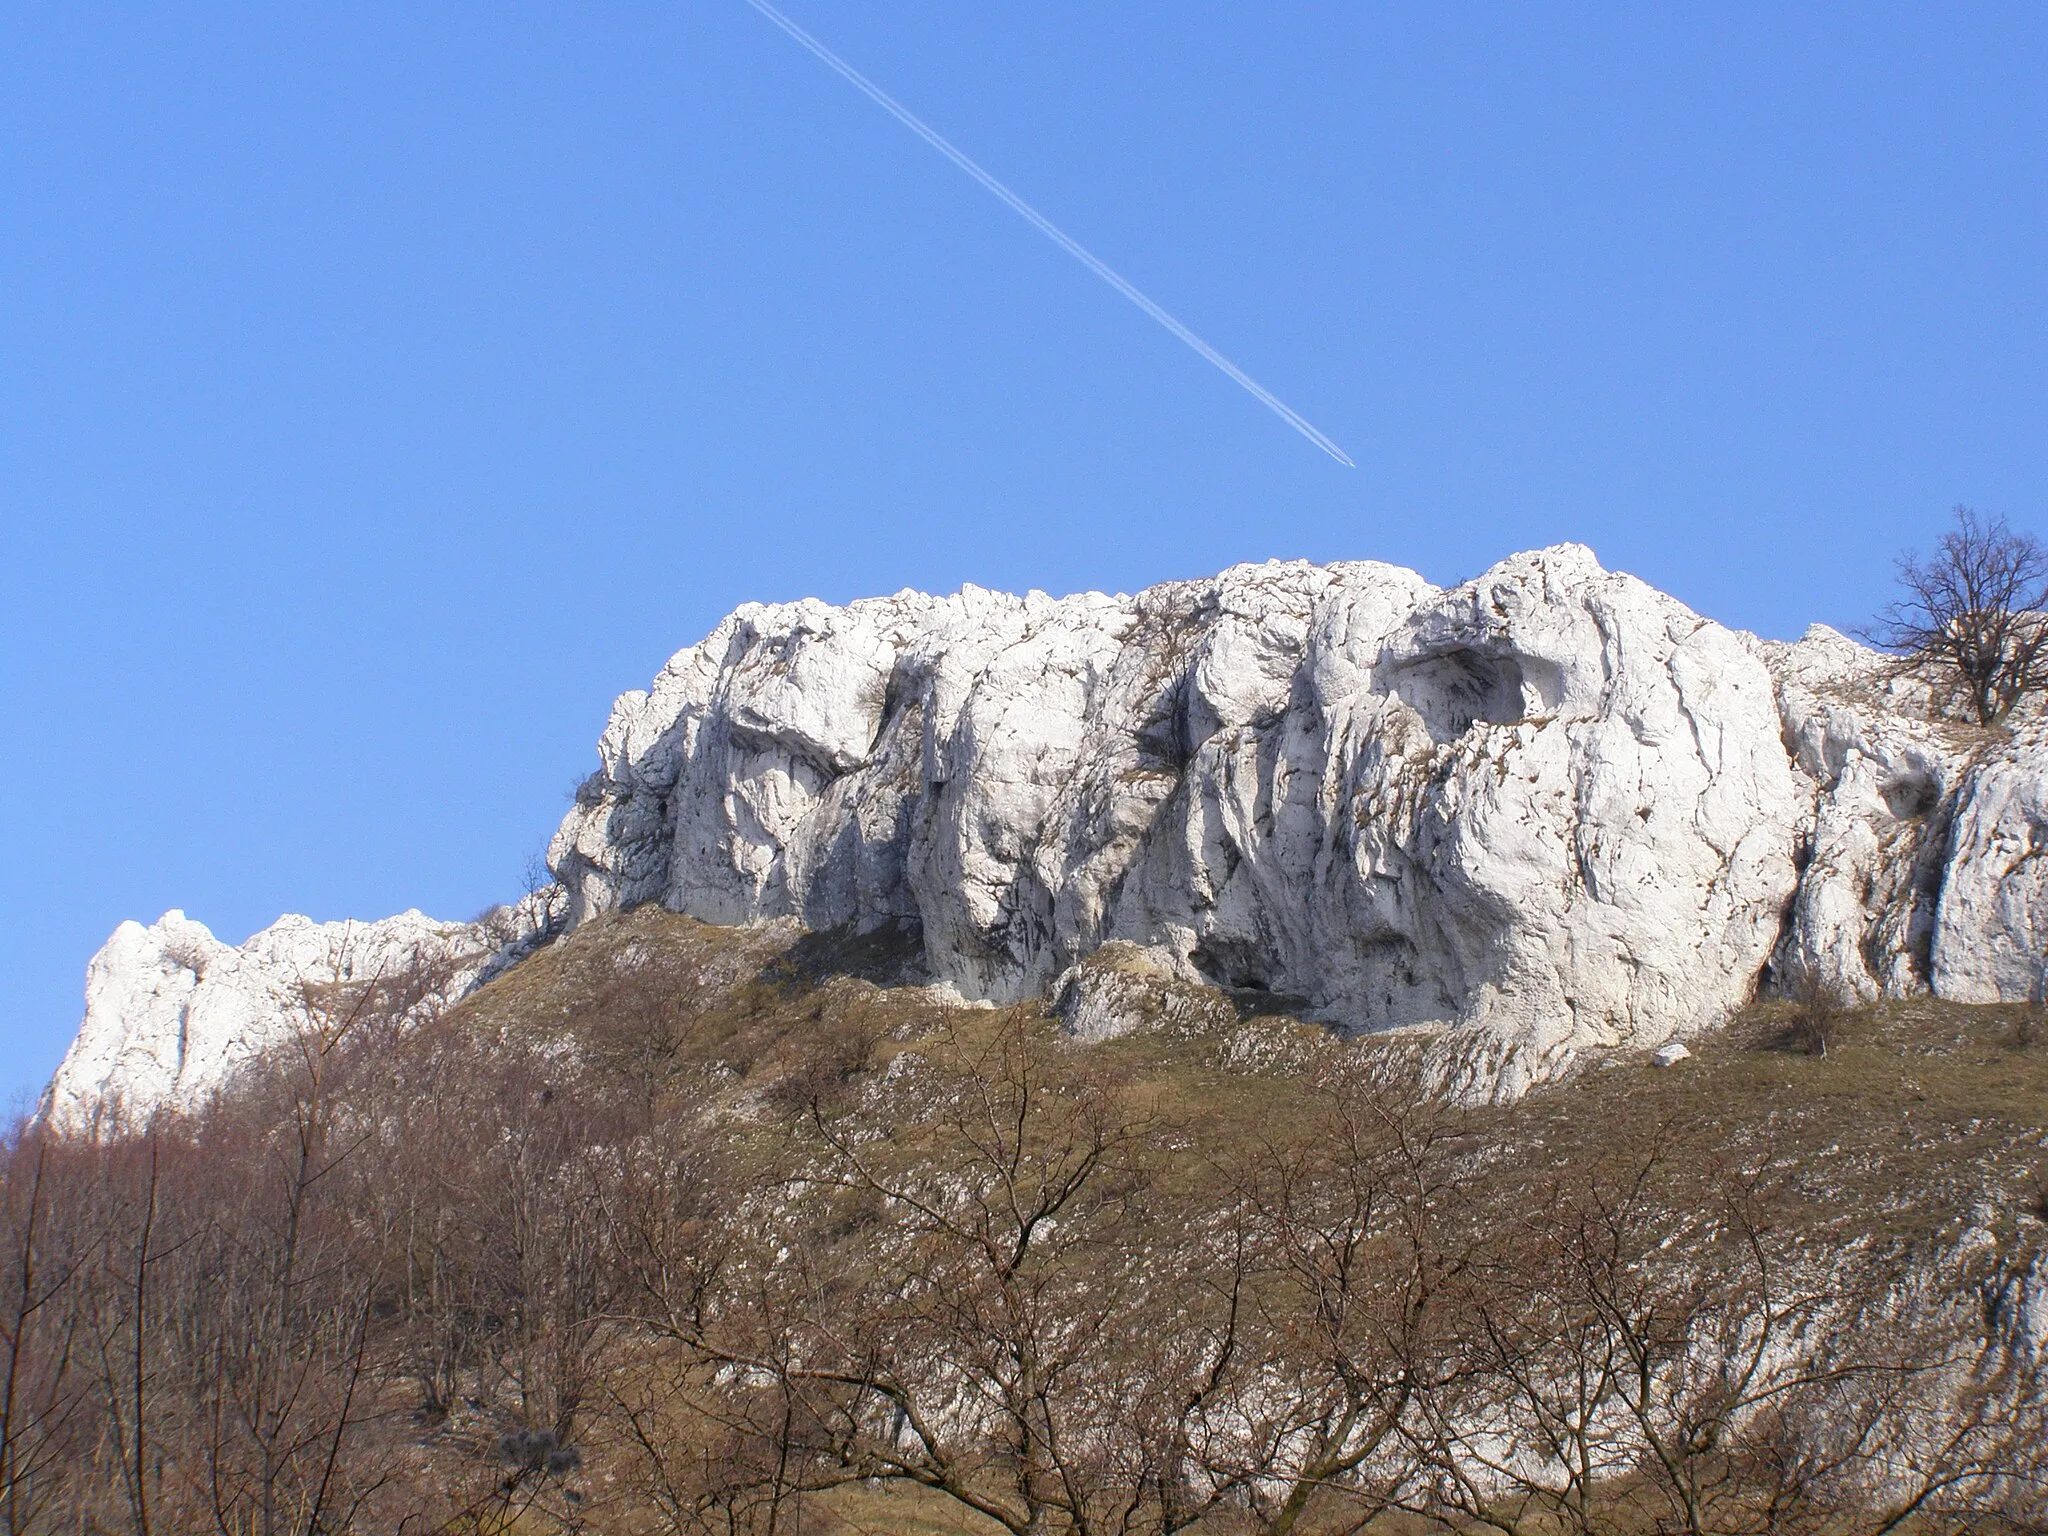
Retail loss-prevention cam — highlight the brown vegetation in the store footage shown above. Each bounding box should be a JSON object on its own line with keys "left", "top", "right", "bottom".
{"left": 1782, "top": 968, "right": 1848, "bottom": 1059}
{"left": 5, "top": 908, "right": 2047, "bottom": 1533}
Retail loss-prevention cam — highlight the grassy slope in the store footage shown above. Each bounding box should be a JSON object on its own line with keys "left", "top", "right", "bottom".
{"left": 460, "top": 905, "right": 2048, "bottom": 1232}
{"left": 442, "top": 908, "right": 2048, "bottom": 1533}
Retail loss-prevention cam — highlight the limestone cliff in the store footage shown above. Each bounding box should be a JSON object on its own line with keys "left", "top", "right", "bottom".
{"left": 41, "top": 896, "right": 558, "bottom": 1132}
{"left": 45, "top": 545, "right": 2048, "bottom": 1122}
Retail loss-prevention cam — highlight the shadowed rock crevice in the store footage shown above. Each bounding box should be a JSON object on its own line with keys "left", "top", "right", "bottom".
{"left": 758, "top": 918, "right": 929, "bottom": 993}
{"left": 1380, "top": 647, "right": 1562, "bottom": 740}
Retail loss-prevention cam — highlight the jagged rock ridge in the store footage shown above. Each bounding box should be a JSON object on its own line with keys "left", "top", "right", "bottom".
{"left": 42, "top": 896, "right": 559, "bottom": 1132}
{"left": 47, "top": 545, "right": 2048, "bottom": 1121}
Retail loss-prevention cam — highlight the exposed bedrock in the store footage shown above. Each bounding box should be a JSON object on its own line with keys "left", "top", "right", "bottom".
{"left": 1766, "top": 626, "right": 2048, "bottom": 1004}
{"left": 552, "top": 542, "right": 2038, "bottom": 1097}
{"left": 52, "top": 544, "right": 2048, "bottom": 1123}
{"left": 42, "top": 896, "right": 559, "bottom": 1132}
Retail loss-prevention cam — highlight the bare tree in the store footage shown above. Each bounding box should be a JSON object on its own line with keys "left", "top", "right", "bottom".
{"left": 1224, "top": 1075, "right": 1468, "bottom": 1535}
{"left": 1874, "top": 506, "right": 2048, "bottom": 726}
{"left": 1401, "top": 1140, "right": 2048, "bottom": 1536}
{"left": 78, "top": 1134, "right": 169, "bottom": 1536}
{"left": 0, "top": 1133, "right": 86, "bottom": 1535}
{"left": 774, "top": 1012, "right": 1163, "bottom": 1535}
{"left": 173, "top": 938, "right": 409, "bottom": 1536}
{"left": 622, "top": 1011, "right": 1260, "bottom": 1536}
{"left": 21, "top": 914, "right": 2048, "bottom": 1534}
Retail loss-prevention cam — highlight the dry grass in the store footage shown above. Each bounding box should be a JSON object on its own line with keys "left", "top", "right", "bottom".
{"left": 457, "top": 906, "right": 2048, "bottom": 1277}
{"left": 430, "top": 910, "right": 2048, "bottom": 1534}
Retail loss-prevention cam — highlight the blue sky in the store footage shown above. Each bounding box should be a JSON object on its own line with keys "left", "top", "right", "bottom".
{"left": 2, "top": 3, "right": 2043, "bottom": 1106}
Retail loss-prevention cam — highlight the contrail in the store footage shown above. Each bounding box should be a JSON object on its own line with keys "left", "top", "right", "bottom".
{"left": 744, "top": 0, "right": 1356, "bottom": 467}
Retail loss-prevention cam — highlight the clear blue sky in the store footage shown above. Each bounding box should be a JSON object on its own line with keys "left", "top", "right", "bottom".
{"left": 3, "top": 3, "right": 2043, "bottom": 1105}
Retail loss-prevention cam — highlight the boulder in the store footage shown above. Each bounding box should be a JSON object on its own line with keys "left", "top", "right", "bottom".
{"left": 1050, "top": 942, "right": 1239, "bottom": 1042}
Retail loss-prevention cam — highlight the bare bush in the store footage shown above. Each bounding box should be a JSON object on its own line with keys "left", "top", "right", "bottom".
{"left": 2012, "top": 1001, "right": 2042, "bottom": 1052}
{"left": 1784, "top": 967, "right": 1849, "bottom": 1058}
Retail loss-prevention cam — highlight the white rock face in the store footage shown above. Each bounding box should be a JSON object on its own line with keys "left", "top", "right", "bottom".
{"left": 42, "top": 895, "right": 559, "bottom": 1134}
{"left": 56, "top": 543, "right": 2048, "bottom": 1124}
{"left": 1762, "top": 626, "right": 2048, "bottom": 1005}
{"left": 1931, "top": 725, "right": 2048, "bottom": 1002}
{"left": 1763, "top": 625, "right": 1956, "bottom": 998}
{"left": 551, "top": 545, "right": 1816, "bottom": 1097}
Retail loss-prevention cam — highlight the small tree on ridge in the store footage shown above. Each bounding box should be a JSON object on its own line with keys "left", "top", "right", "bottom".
{"left": 1875, "top": 506, "right": 2048, "bottom": 726}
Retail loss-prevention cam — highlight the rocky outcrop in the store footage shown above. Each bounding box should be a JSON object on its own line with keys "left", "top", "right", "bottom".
{"left": 550, "top": 544, "right": 2047, "bottom": 1096}
{"left": 41, "top": 894, "right": 560, "bottom": 1133}
{"left": 50, "top": 543, "right": 2048, "bottom": 1124}
{"left": 551, "top": 546, "right": 1814, "bottom": 1096}
{"left": 1763, "top": 624, "right": 2047, "bottom": 1004}
{"left": 1049, "top": 942, "right": 1241, "bottom": 1043}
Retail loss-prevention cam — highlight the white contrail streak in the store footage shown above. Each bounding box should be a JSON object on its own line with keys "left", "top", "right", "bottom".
{"left": 744, "top": 0, "right": 1356, "bottom": 467}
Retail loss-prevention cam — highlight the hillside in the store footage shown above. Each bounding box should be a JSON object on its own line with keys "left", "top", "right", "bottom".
{"left": 443, "top": 910, "right": 2048, "bottom": 1533}
{"left": 446, "top": 909, "right": 2048, "bottom": 1532}
{"left": 466, "top": 904, "right": 2048, "bottom": 1241}
{"left": 9, "top": 896, "right": 2048, "bottom": 1532}
{"left": 20, "top": 543, "right": 2048, "bottom": 1532}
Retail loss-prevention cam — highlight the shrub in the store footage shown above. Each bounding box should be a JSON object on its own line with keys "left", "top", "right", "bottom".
{"left": 1785, "top": 966, "right": 1848, "bottom": 1058}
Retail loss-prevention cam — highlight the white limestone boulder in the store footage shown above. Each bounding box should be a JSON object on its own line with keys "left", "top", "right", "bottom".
{"left": 1049, "top": 942, "right": 1238, "bottom": 1043}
